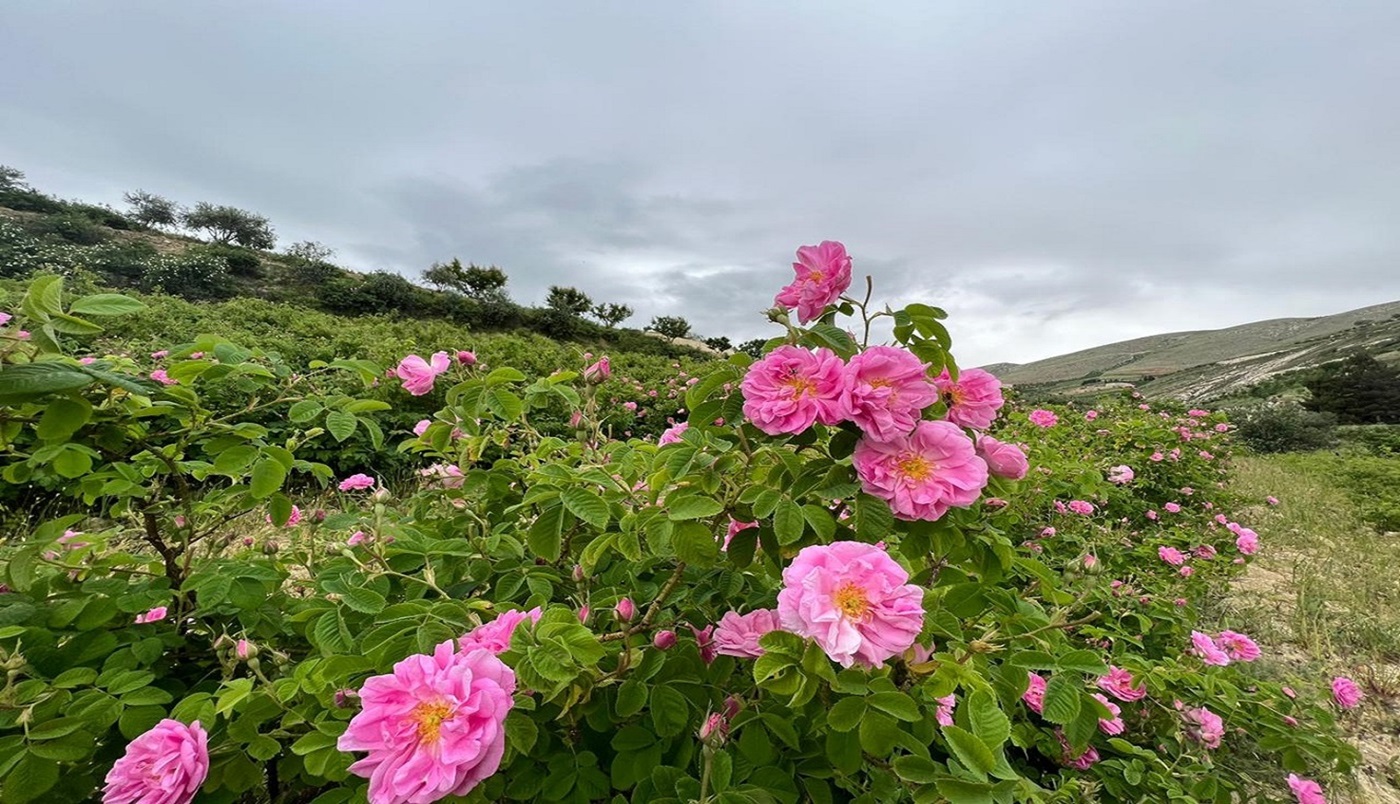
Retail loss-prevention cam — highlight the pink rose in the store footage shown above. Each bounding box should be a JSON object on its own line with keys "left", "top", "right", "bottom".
{"left": 976, "top": 435, "right": 1028, "bottom": 480}
{"left": 395, "top": 352, "right": 451, "bottom": 396}
{"left": 1331, "top": 676, "right": 1362, "bottom": 709}
{"left": 774, "top": 241, "right": 853, "bottom": 323}
{"left": 933, "top": 367, "right": 1004, "bottom": 430}
{"left": 103, "top": 719, "right": 208, "bottom": 804}
{"left": 740, "top": 346, "right": 846, "bottom": 435}
{"left": 713, "top": 609, "right": 781, "bottom": 658}
{"left": 842, "top": 346, "right": 939, "bottom": 440}
{"left": 853, "top": 421, "right": 988, "bottom": 521}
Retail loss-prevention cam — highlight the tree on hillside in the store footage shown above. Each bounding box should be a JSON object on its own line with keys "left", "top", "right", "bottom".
{"left": 0, "top": 165, "right": 28, "bottom": 192}
{"left": 737, "top": 338, "right": 768, "bottom": 358}
{"left": 704, "top": 336, "right": 733, "bottom": 353}
{"left": 422, "top": 259, "right": 511, "bottom": 302}
{"left": 648, "top": 315, "right": 691, "bottom": 340}
{"left": 285, "top": 240, "right": 336, "bottom": 264}
{"left": 546, "top": 285, "right": 593, "bottom": 316}
{"left": 182, "top": 202, "right": 277, "bottom": 249}
{"left": 591, "top": 302, "right": 633, "bottom": 328}
{"left": 1303, "top": 352, "right": 1400, "bottom": 424}
{"left": 123, "top": 190, "right": 181, "bottom": 229}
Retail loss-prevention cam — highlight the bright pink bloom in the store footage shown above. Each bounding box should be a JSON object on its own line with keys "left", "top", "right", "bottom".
{"left": 657, "top": 422, "right": 689, "bottom": 446}
{"left": 690, "top": 624, "right": 718, "bottom": 664}
{"left": 615, "top": 598, "right": 636, "bottom": 622}
{"left": 776, "top": 541, "right": 924, "bottom": 667}
{"left": 0, "top": 313, "right": 9, "bottom": 326}
{"left": 1287, "top": 774, "right": 1327, "bottom": 804}
{"left": 1158, "top": 546, "right": 1186, "bottom": 566}
{"left": 1182, "top": 706, "right": 1225, "bottom": 749}
{"left": 1028, "top": 409, "right": 1058, "bottom": 428}
{"left": 395, "top": 352, "right": 451, "bottom": 396}
{"left": 15, "top": 331, "right": 29, "bottom": 340}
{"left": 348, "top": 531, "right": 369, "bottom": 547}
{"left": 1179, "top": 565, "right": 1194, "bottom": 577}
{"left": 843, "top": 346, "right": 939, "bottom": 439}
{"left": 102, "top": 719, "right": 208, "bottom": 804}
{"left": 853, "top": 421, "right": 988, "bottom": 521}
{"left": 1266, "top": 495, "right": 1280, "bottom": 506}
{"left": 935, "top": 694, "right": 956, "bottom": 726}
{"left": 1085, "top": 410, "right": 1099, "bottom": 421}
{"left": 1194, "top": 544, "right": 1217, "bottom": 560}
{"left": 135, "top": 606, "right": 168, "bottom": 624}
{"left": 1024, "top": 673, "right": 1047, "bottom": 713}
{"left": 933, "top": 367, "right": 1004, "bottom": 430}
{"left": 150, "top": 369, "right": 177, "bottom": 386}
{"left": 1068, "top": 500, "right": 1095, "bottom": 515}
{"left": 976, "top": 435, "right": 1028, "bottom": 480}
{"left": 413, "top": 419, "right": 432, "bottom": 436}
{"left": 235, "top": 639, "right": 253, "bottom": 660}
{"left": 1058, "top": 733, "right": 1100, "bottom": 769}
{"left": 339, "top": 473, "right": 376, "bottom": 491}
{"left": 1098, "top": 667, "right": 1146, "bottom": 702}
{"left": 456, "top": 350, "right": 477, "bottom": 366}
{"left": 1216, "top": 631, "right": 1261, "bottom": 662}
{"left": 723, "top": 518, "right": 758, "bottom": 551}
{"left": 1332, "top": 677, "right": 1362, "bottom": 709}
{"left": 1235, "top": 528, "right": 1259, "bottom": 555}
{"left": 457, "top": 608, "right": 543, "bottom": 655}
{"left": 583, "top": 357, "right": 611, "bottom": 383}
{"left": 1092, "top": 693, "right": 1125, "bottom": 735}
{"left": 774, "top": 241, "right": 853, "bottom": 323}
{"left": 1108, "top": 465, "right": 1134, "bottom": 485}
{"left": 713, "top": 609, "right": 781, "bottom": 658}
{"left": 338, "top": 641, "right": 515, "bottom": 803}
{"left": 1164, "top": 502, "right": 1181, "bottom": 514}
{"left": 740, "top": 346, "right": 846, "bottom": 435}
{"left": 1190, "top": 631, "right": 1231, "bottom": 666}
{"left": 653, "top": 630, "right": 677, "bottom": 650}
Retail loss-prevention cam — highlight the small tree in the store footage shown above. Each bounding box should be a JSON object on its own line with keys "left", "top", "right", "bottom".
{"left": 1304, "top": 353, "right": 1400, "bottom": 425}
{"left": 123, "top": 190, "right": 181, "bottom": 229}
{"left": 0, "top": 165, "right": 28, "bottom": 192}
{"left": 648, "top": 315, "right": 691, "bottom": 340}
{"left": 182, "top": 202, "right": 276, "bottom": 250}
{"left": 545, "top": 286, "right": 593, "bottom": 316}
{"left": 422, "top": 259, "right": 511, "bottom": 302}
{"left": 737, "top": 338, "right": 768, "bottom": 358}
{"left": 703, "top": 336, "right": 733, "bottom": 353}
{"left": 591, "top": 302, "right": 633, "bottom": 328}
{"left": 285, "top": 240, "right": 336, "bottom": 264}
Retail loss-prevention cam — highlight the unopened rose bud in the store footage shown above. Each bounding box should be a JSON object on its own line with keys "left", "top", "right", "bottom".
{"left": 262, "top": 541, "right": 279, "bottom": 555}
{"left": 242, "top": 537, "right": 255, "bottom": 547}
{"left": 334, "top": 688, "right": 360, "bottom": 708}
{"left": 312, "top": 509, "right": 327, "bottom": 523}
{"left": 457, "top": 350, "right": 477, "bottom": 366}
{"left": 699, "top": 712, "right": 729, "bottom": 746}
{"left": 236, "top": 639, "right": 255, "bottom": 661}
{"left": 572, "top": 564, "right": 585, "bottom": 583}
{"left": 615, "top": 598, "right": 636, "bottom": 622}
{"left": 653, "top": 630, "right": 677, "bottom": 650}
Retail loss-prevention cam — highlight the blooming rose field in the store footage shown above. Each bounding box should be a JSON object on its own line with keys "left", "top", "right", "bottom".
{"left": 0, "top": 244, "right": 1368, "bottom": 803}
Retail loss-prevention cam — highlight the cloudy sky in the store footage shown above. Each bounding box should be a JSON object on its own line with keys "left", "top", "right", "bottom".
{"left": 3, "top": 2, "right": 1398, "bottom": 366}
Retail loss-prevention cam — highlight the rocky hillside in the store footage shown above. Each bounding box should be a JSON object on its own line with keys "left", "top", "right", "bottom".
{"left": 985, "top": 301, "right": 1400, "bottom": 402}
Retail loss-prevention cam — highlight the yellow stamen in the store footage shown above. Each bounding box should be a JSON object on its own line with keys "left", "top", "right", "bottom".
{"left": 898, "top": 454, "right": 934, "bottom": 482}
{"left": 412, "top": 700, "right": 453, "bottom": 744}
{"left": 833, "top": 582, "right": 870, "bottom": 620}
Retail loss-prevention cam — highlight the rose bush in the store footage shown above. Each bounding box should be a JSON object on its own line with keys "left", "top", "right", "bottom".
{"left": 0, "top": 256, "right": 1359, "bottom": 804}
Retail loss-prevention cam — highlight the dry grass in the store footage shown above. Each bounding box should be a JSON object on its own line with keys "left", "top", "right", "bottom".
{"left": 1228, "top": 454, "right": 1400, "bottom": 802}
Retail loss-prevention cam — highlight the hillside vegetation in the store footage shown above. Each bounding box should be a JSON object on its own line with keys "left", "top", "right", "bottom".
{"left": 985, "top": 302, "right": 1400, "bottom": 402}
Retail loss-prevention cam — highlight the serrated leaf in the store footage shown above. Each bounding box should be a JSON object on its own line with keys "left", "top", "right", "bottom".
{"left": 339, "top": 586, "right": 386, "bottom": 614}
{"left": 826, "top": 697, "right": 866, "bottom": 732}
{"left": 648, "top": 685, "right": 690, "bottom": 738}
{"left": 942, "top": 725, "right": 996, "bottom": 780}
{"left": 249, "top": 457, "right": 287, "bottom": 499}
{"left": 666, "top": 494, "right": 724, "bottom": 521}
{"left": 561, "top": 487, "right": 610, "bottom": 530}
{"left": 69, "top": 293, "right": 146, "bottom": 316}
{"left": 0, "top": 363, "right": 93, "bottom": 401}
{"left": 1041, "top": 674, "right": 1081, "bottom": 725}
{"left": 967, "top": 690, "right": 1011, "bottom": 748}
{"left": 325, "top": 410, "right": 357, "bottom": 442}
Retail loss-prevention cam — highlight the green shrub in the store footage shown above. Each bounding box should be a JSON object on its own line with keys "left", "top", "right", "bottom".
{"left": 18, "top": 210, "right": 111, "bottom": 246}
{"left": 1233, "top": 403, "right": 1337, "bottom": 453}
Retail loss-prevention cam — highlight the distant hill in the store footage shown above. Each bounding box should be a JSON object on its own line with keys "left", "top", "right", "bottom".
{"left": 985, "top": 302, "right": 1400, "bottom": 402}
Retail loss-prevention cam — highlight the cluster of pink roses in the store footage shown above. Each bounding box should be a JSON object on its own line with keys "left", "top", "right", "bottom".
{"left": 1190, "top": 629, "right": 1261, "bottom": 666}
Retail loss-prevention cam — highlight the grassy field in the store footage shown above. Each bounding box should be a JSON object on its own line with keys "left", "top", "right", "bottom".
{"left": 1227, "top": 453, "right": 1400, "bottom": 802}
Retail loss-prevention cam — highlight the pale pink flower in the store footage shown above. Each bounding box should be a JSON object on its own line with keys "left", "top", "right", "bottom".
{"left": 776, "top": 541, "right": 924, "bottom": 667}
{"left": 1235, "top": 528, "right": 1259, "bottom": 555}
{"left": 15, "top": 331, "right": 29, "bottom": 340}
{"left": 395, "top": 352, "right": 451, "bottom": 396}
{"left": 1190, "top": 631, "right": 1231, "bottom": 666}
{"left": 1216, "top": 630, "right": 1261, "bottom": 662}
{"left": 1164, "top": 502, "right": 1181, "bottom": 514}
{"left": 413, "top": 419, "right": 432, "bottom": 436}
{"left": 853, "top": 421, "right": 988, "bottom": 521}
{"left": 1215, "top": 422, "right": 1230, "bottom": 433}
{"left": 1098, "top": 667, "right": 1146, "bottom": 702}
{"left": 1092, "top": 693, "right": 1125, "bottom": 735}
{"left": 458, "top": 608, "right": 543, "bottom": 655}
{"left": 1158, "top": 546, "right": 1186, "bottom": 566}
{"left": 1108, "top": 465, "right": 1135, "bottom": 485}
{"left": 102, "top": 719, "right": 208, "bottom": 804}
{"left": 135, "top": 606, "right": 168, "bottom": 624}
{"left": 843, "top": 346, "right": 939, "bottom": 439}
{"left": 713, "top": 609, "right": 781, "bottom": 658}
{"left": 1085, "top": 410, "right": 1099, "bottom": 421}
{"left": 740, "top": 346, "right": 846, "bottom": 435}
{"left": 1194, "top": 544, "right": 1217, "bottom": 560}
{"left": 1028, "top": 409, "right": 1058, "bottom": 428}
{"left": 0, "top": 312, "right": 9, "bottom": 326}
{"left": 338, "top": 641, "right": 515, "bottom": 803}
{"left": 1287, "top": 774, "right": 1327, "bottom": 804}
{"left": 348, "top": 531, "right": 369, "bottom": 547}
{"left": 339, "top": 473, "right": 377, "bottom": 491}
{"left": 773, "top": 240, "right": 853, "bottom": 323}
{"left": 1058, "top": 733, "right": 1100, "bottom": 769}
{"left": 150, "top": 349, "right": 169, "bottom": 359}
{"left": 1179, "top": 565, "right": 1194, "bottom": 578}
{"left": 236, "top": 639, "right": 253, "bottom": 661}
{"left": 975, "top": 435, "right": 1028, "bottom": 480}
{"left": 1266, "top": 495, "right": 1280, "bottom": 506}
{"left": 1182, "top": 706, "right": 1225, "bottom": 749}
{"left": 1023, "top": 673, "right": 1047, "bottom": 713}
{"left": 583, "top": 357, "right": 611, "bottom": 383}
{"left": 420, "top": 463, "right": 465, "bottom": 489}
{"left": 150, "top": 369, "right": 177, "bottom": 386}
{"left": 723, "top": 518, "right": 758, "bottom": 551}
{"left": 933, "top": 367, "right": 1004, "bottom": 430}
{"left": 935, "top": 695, "right": 956, "bottom": 726}
{"left": 80, "top": 356, "right": 97, "bottom": 364}
{"left": 1188, "top": 409, "right": 1210, "bottom": 417}
{"left": 657, "top": 422, "right": 689, "bottom": 446}
{"left": 1067, "top": 500, "right": 1095, "bottom": 515}
{"left": 1332, "top": 677, "right": 1362, "bottom": 709}
{"left": 691, "top": 624, "right": 718, "bottom": 664}
{"left": 569, "top": 410, "right": 584, "bottom": 428}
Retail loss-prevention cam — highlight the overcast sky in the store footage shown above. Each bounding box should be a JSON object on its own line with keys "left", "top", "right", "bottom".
{"left": 3, "top": 1, "right": 1398, "bottom": 366}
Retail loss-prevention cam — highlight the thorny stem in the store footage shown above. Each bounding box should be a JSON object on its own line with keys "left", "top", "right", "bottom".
{"left": 599, "top": 562, "right": 687, "bottom": 642}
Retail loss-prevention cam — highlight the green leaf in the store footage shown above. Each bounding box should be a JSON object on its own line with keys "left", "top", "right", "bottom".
{"left": 25, "top": 718, "right": 86, "bottom": 741}
{"left": 672, "top": 521, "right": 721, "bottom": 567}
{"left": 249, "top": 457, "right": 287, "bottom": 499}
{"left": 72, "top": 363, "right": 158, "bottom": 396}
{"left": 22, "top": 275, "right": 63, "bottom": 317}
{"left": 325, "top": 410, "right": 357, "bottom": 443}
{"left": 287, "top": 400, "right": 322, "bottom": 423}
{"left": 826, "top": 697, "right": 866, "bottom": 732}
{"left": 648, "top": 685, "right": 690, "bottom": 738}
{"left": 853, "top": 493, "right": 894, "bottom": 538}
{"left": 967, "top": 690, "right": 1011, "bottom": 748}
{"left": 892, "top": 755, "right": 943, "bottom": 784}
{"left": 35, "top": 397, "right": 91, "bottom": 441}
{"left": 868, "top": 691, "right": 921, "bottom": 722}
{"left": 528, "top": 502, "right": 566, "bottom": 562}
{"left": 616, "top": 680, "right": 648, "bottom": 718}
{"left": 666, "top": 494, "right": 724, "bottom": 521}
{"left": 561, "top": 488, "right": 610, "bottom": 530}
{"left": 934, "top": 778, "right": 993, "bottom": 804}
{"left": 1041, "top": 675, "right": 1081, "bottom": 725}
{"left": 339, "top": 586, "right": 387, "bottom": 614}
{"left": 51, "top": 446, "right": 93, "bottom": 478}
{"left": 68, "top": 293, "right": 146, "bottom": 316}
{"left": 773, "top": 498, "right": 805, "bottom": 545}
{"left": 942, "top": 725, "right": 996, "bottom": 780}
{"left": 1056, "top": 649, "right": 1110, "bottom": 676}
{"left": 1, "top": 752, "right": 59, "bottom": 803}
{"left": 0, "top": 363, "right": 93, "bottom": 402}
{"left": 857, "top": 711, "right": 900, "bottom": 756}
{"left": 48, "top": 312, "right": 103, "bottom": 336}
